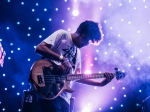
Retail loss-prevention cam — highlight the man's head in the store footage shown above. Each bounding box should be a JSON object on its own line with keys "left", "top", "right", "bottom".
{"left": 75, "top": 20, "right": 103, "bottom": 47}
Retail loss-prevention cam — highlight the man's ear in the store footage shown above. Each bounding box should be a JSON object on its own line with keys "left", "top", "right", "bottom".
{"left": 81, "top": 33, "right": 87, "bottom": 38}
{"left": 76, "top": 30, "right": 81, "bottom": 36}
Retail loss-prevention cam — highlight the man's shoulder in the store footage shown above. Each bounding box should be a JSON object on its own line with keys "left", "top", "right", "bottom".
{"left": 56, "top": 29, "right": 68, "bottom": 34}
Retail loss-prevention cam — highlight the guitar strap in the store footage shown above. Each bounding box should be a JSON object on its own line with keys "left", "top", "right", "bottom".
{"left": 72, "top": 47, "right": 77, "bottom": 65}
{"left": 71, "top": 47, "right": 77, "bottom": 71}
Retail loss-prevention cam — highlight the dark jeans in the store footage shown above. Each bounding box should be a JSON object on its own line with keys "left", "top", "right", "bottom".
{"left": 38, "top": 97, "right": 69, "bottom": 112}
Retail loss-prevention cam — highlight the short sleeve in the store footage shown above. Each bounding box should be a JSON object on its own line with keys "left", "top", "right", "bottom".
{"left": 43, "top": 29, "right": 64, "bottom": 46}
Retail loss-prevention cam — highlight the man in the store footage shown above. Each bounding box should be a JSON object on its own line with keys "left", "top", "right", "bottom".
{"left": 35, "top": 20, "right": 114, "bottom": 112}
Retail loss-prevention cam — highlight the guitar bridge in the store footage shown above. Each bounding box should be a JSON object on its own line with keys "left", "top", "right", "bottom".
{"left": 37, "top": 75, "right": 44, "bottom": 84}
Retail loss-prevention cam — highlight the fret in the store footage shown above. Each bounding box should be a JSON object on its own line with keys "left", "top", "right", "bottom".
{"left": 67, "top": 73, "right": 107, "bottom": 81}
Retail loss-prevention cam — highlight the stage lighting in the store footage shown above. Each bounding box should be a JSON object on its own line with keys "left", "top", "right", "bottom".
{"left": 21, "top": 2, "right": 24, "bottom": 5}
{"left": 72, "top": 10, "right": 79, "bottom": 16}
{"left": 36, "top": 3, "right": 38, "bottom": 6}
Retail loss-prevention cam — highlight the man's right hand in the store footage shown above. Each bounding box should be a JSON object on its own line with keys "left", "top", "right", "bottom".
{"left": 61, "top": 59, "right": 72, "bottom": 74}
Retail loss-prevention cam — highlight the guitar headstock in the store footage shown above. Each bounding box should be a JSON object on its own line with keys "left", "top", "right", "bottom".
{"left": 115, "top": 68, "right": 126, "bottom": 80}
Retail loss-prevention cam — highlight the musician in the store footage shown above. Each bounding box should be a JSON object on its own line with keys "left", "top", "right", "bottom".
{"left": 35, "top": 20, "right": 114, "bottom": 112}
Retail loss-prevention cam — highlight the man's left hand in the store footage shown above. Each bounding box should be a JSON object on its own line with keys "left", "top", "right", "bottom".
{"left": 104, "top": 72, "right": 114, "bottom": 82}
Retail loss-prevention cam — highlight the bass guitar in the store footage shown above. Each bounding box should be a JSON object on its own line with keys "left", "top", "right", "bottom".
{"left": 29, "top": 59, "right": 125, "bottom": 100}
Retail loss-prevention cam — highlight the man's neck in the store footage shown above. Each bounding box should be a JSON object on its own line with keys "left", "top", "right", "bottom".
{"left": 71, "top": 33, "right": 76, "bottom": 46}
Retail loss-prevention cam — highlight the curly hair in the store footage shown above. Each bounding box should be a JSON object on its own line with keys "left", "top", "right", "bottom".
{"left": 76, "top": 20, "right": 103, "bottom": 45}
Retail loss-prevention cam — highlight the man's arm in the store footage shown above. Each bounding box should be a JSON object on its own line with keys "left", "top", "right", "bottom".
{"left": 36, "top": 41, "right": 64, "bottom": 61}
{"left": 75, "top": 68, "right": 114, "bottom": 87}
{"left": 35, "top": 41, "right": 72, "bottom": 73}
{"left": 76, "top": 78, "right": 112, "bottom": 86}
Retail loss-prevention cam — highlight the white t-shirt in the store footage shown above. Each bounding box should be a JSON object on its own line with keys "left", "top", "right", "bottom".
{"left": 43, "top": 29, "right": 81, "bottom": 104}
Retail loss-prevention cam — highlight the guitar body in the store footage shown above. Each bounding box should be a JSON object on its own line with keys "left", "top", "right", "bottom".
{"left": 29, "top": 59, "right": 74, "bottom": 100}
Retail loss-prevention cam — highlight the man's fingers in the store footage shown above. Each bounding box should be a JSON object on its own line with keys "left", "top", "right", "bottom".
{"left": 105, "top": 73, "right": 114, "bottom": 81}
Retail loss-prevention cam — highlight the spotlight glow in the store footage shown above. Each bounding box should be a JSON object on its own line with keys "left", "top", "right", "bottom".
{"left": 72, "top": 10, "right": 79, "bottom": 16}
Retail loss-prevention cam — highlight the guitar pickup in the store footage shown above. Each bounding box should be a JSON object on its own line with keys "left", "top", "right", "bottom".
{"left": 37, "top": 75, "right": 45, "bottom": 84}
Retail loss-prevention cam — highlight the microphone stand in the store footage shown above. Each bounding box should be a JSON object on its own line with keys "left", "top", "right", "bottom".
{"left": 135, "top": 95, "right": 150, "bottom": 112}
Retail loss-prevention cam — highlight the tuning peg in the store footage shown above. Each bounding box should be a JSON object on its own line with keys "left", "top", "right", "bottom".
{"left": 115, "top": 68, "right": 118, "bottom": 71}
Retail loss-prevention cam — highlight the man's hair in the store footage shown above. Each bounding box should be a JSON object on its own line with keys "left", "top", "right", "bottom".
{"left": 76, "top": 20, "right": 103, "bottom": 45}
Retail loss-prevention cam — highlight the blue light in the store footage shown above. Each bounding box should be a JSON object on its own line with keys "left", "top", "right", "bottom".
{"left": 18, "top": 109, "right": 21, "bottom": 111}
{"left": 110, "top": 107, "right": 113, "bottom": 109}
{"left": 36, "top": 3, "right": 39, "bottom": 6}
{"left": 21, "top": 2, "right": 24, "bottom": 5}
{"left": 42, "top": 28, "right": 45, "bottom": 31}
{"left": 3, "top": 74, "right": 5, "bottom": 76}
{"left": 17, "top": 48, "right": 20, "bottom": 50}
{"left": 34, "top": 46, "right": 36, "bottom": 48}
{"left": 136, "top": 103, "right": 139, "bottom": 106}
{"left": 27, "top": 34, "right": 30, "bottom": 36}
{"left": 28, "top": 27, "right": 31, "bottom": 30}
{"left": 2, "top": 108, "right": 5, "bottom": 111}
{"left": 5, "top": 88, "right": 7, "bottom": 90}
{"left": 39, "top": 35, "right": 42, "bottom": 38}
{"left": 17, "top": 22, "right": 20, "bottom": 25}
{"left": 6, "top": 27, "right": 9, "bottom": 30}
{"left": 139, "top": 90, "right": 142, "bottom": 92}
{"left": 22, "top": 82, "right": 24, "bottom": 85}
{"left": 62, "top": 20, "right": 64, "bottom": 23}
{"left": 37, "top": 18, "right": 39, "bottom": 21}
{"left": 12, "top": 85, "right": 15, "bottom": 88}
{"left": 55, "top": 8, "right": 58, "bottom": 11}
{"left": 11, "top": 50, "right": 14, "bottom": 53}
{"left": 10, "top": 43, "right": 13, "bottom": 46}
{"left": 124, "top": 95, "right": 126, "bottom": 97}
{"left": 49, "top": 18, "right": 52, "bottom": 21}
{"left": 114, "top": 98, "right": 117, "bottom": 101}
{"left": 44, "top": 8, "right": 47, "bottom": 11}
{"left": 32, "top": 9, "right": 35, "bottom": 12}
{"left": 8, "top": 57, "right": 11, "bottom": 60}
{"left": 121, "top": 104, "right": 123, "bottom": 107}
{"left": 17, "top": 93, "right": 20, "bottom": 95}
{"left": 8, "top": 0, "right": 10, "bottom": 2}
{"left": 28, "top": 58, "right": 30, "bottom": 61}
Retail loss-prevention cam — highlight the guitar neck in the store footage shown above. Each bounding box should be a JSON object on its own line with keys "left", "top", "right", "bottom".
{"left": 67, "top": 73, "right": 115, "bottom": 81}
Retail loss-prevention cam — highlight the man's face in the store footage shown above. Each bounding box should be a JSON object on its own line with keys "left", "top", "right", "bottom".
{"left": 76, "top": 34, "right": 90, "bottom": 48}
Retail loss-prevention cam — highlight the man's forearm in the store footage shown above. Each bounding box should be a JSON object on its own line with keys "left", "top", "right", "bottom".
{"left": 76, "top": 79, "right": 110, "bottom": 86}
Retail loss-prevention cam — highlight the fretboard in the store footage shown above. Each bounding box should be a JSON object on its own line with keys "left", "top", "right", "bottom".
{"left": 67, "top": 73, "right": 115, "bottom": 81}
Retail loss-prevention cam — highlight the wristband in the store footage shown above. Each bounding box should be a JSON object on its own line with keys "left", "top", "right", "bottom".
{"left": 59, "top": 55, "right": 63, "bottom": 62}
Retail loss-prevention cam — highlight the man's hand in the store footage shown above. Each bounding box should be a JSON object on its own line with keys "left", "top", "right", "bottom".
{"left": 104, "top": 72, "right": 114, "bottom": 82}
{"left": 61, "top": 59, "right": 72, "bottom": 74}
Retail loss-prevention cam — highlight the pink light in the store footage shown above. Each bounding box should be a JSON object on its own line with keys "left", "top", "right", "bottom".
{"left": 84, "top": 70, "right": 91, "bottom": 74}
